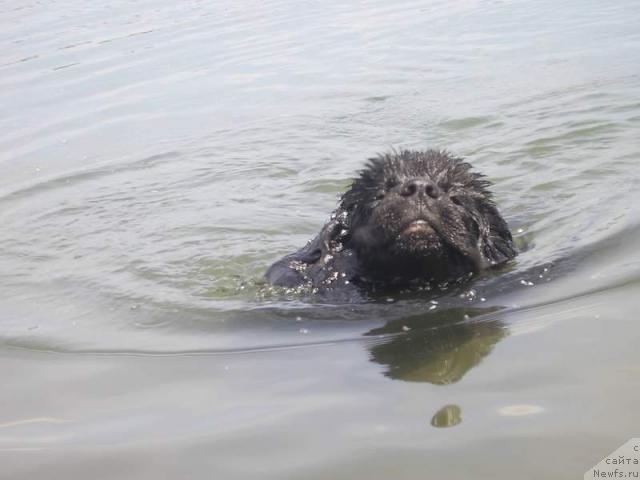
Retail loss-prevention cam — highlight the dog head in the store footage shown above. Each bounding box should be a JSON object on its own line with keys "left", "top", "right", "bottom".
{"left": 336, "top": 149, "right": 515, "bottom": 283}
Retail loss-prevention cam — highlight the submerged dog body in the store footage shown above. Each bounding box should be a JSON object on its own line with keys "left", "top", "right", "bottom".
{"left": 266, "top": 149, "right": 516, "bottom": 291}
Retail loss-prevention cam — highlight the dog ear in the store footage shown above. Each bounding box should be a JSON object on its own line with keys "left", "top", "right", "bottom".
{"left": 317, "top": 207, "right": 351, "bottom": 258}
{"left": 265, "top": 208, "right": 351, "bottom": 287}
{"left": 472, "top": 201, "right": 516, "bottom": 268}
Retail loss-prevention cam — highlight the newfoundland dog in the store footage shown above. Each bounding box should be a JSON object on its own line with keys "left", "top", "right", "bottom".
{"left": 266, "top": 149, "right": 516, "bottom": 292}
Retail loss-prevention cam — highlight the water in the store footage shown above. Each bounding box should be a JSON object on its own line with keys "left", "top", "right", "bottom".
{"left": 1, "top": 1, "right": 640, "bottom": 478}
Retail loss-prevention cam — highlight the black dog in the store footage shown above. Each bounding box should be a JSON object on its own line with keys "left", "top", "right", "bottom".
{"left": 266, "top": 149, "right": 516, "bottom": 292}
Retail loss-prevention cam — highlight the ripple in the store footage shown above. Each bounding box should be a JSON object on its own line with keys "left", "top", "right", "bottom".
{"left": 439, "top": 116, "right": 494, "bottom": 130}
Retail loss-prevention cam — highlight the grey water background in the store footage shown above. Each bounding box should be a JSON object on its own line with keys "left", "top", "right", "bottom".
{"left": 1, "top": 0, "right": 640, "bottom": 478}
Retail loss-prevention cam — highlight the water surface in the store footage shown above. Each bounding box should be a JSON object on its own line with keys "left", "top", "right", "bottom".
{"left": 1, "top": 1, "right": 640, "bottom": 478}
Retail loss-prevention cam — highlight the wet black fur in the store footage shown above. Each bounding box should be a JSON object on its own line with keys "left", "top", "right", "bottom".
{"left": 266, "top": 149, "right": 516, "bottom": 292}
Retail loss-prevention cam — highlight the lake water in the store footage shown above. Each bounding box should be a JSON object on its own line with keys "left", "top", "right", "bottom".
{"left": 1, "top": 1, "right": 640, "bottom": 478}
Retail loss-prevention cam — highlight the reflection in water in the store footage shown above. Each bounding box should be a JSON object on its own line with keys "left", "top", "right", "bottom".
{"left": 431, "top": 404, "right": 463, "bottom": 428}
{"left": 366, "top": 307, "right": 507, "bottom": 384}
{"left": 498, "top": 404, "right": 545, "bottom": 417}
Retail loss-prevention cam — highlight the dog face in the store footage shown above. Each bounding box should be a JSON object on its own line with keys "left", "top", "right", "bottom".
{"left": 339, "top": 150, "right": 515, "bottom": 282}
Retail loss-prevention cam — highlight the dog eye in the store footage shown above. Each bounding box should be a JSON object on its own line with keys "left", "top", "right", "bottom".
{"left": 385, "top": 179, "right": 398, "bottom": 190}
{"left": 374, "top": 192, "right": 385, "bottom": 201}
{"left": 450, "top": 195, "right": 462, "bottom": 206}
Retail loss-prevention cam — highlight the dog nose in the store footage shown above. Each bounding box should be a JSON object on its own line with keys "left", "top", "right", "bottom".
{"left": 399, "top": 179, "right": 441, "bottom": 199}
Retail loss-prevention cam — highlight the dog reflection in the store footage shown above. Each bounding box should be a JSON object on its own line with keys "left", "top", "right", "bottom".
{"left": 366, "top": 307, "right": 506, "bottom": 384}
